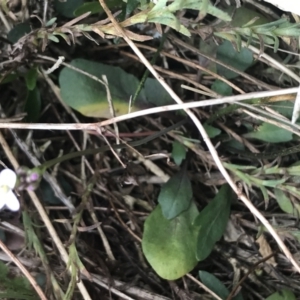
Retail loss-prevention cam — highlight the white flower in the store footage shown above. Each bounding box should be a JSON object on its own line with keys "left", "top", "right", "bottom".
{"left": 0, "top": 169, "right": 20, "bottom": 211}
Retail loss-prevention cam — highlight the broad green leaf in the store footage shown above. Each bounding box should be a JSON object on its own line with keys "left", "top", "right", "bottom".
{"left": 54, "top": 0, "right": 84, "bottom": 18}
{"left": 265, "top": 289, "right": 296, "bottom": 300}
{"left": 203, "top": 123, "right": 221, "bottom": 138}
{"left": 158, "top": 168, "right": 193, "bottom": 219}
{"left": 7, "top": 22, "right": 31, "bottom": 44}
{"left": 216, "top": 40, "right": 253, "bottom": 79}
{"left": 199, "top": 271, "right": 243, "bottom": 300}
{"left": 142, "top": 202, "right": 199, "bottom": 280}
{"left": 243, "top": 122, "right": 293, "bottom": 143}
{"left": 59, "top": 59, "right": 145, "bottom": 118}
{"left": 25, "top": 68, "right": 38, "bottom": 91}
{"left": 274, "top": 189, "right": 300, "bottom": 216}
{"left": 143, "top": 78, "right": 174, "bottom": 106}
{"left": 172, "top": 141, "right": 186, "bottom": 166}
{"left": 59, "top": 59, "right": 173, "bottom": 118}
{"left": 226, "top": 6, "right": 270, "bottom": 27}
{"left": 211, "top": 80, "right": 232, "bottom": 96}
{"left": 195, "top": 184, "right": 232, "bottom": 261}
{"left": 269, "top": 101, "right": 293, "bottom": 119}
{"left": 25, "top": 87, "right": 41, "bottom": 122}
{"left": 74, "top": 0, "right": 123, "bottom": 17}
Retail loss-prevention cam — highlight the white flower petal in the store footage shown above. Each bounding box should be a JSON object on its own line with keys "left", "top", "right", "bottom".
{"left": 0, "top": 169, "right": 17, "bottom": 189}
{"left": 4, "top": 190, "right": 20, "bottom": 211}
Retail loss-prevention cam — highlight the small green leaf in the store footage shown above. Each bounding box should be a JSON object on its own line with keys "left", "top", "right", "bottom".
{"left": 39, "top": 176, "right": 72, "bottom": 205}
{"left": 45, "top": 17, "right": 57, "bottom": 27}
{"left": 25, "top": 68, "right": 38, "bottom": 91}
{"left": 243, "top": 123, "right": 293, "bottom": 143}
{"left": 172, "top": 141, "right": 186, "bottom": 166}
{"left": 274, "top": 189, "right": 300, "bottom": 216}
{"left": 7, "top": 22, "right": 31, "bottom": 44}
{"left": 142, "top": 202, "right": 199, "bottom": 280}
{"left": 199, "top": 271, "right": 243, "bottom": 300}
{"left": 211, "top": 80, "right": 232, "bottom": 96}
{"left": 158, "top": 168, "right": 193, "bottom": 219}
{"left": 203, "top": 123, "right": 221, "bottom": 138}
{"left": 195, "top": 184, "right": 232, "bottom": 261}
{"left": 54, "top": 0, "right": 84, "bottom": 18}
{"left": 265, "top": 289, "right": 296, "bottom": 300}
{"left": 25, "top": 87, "right": 41, "bottom": 122}
{"left": 217, "top": 40, "right": 253, "bottom": 79}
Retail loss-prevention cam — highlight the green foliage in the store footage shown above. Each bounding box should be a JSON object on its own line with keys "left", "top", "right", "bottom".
{"left": 25, "top": 87, "right": 41, "bottom": 122}
{"left": 243, "top": 122, "right": 293, "bottom": 143}
{"left": 274, "top": 189, "right": 300, "bottom": 216}
{"left": 142, "top": 202, "right": 199, "bottom": 280}
{"left": 7, "top": 22, "right": 31, "bottom": 43}
{"left": 25, "top": 68, "right": 38, "bottom": 91}
{"left": 199, "top": 271, "right": 243, "bottom": 300}
{"left": 146, "top": 0, "right": 231, "bottom": 37}
{"left": 158, "top": 168, "right": 193, "bottom": 219}
{"left": 0, "top": 261, "right": 38, "bottom": 299}
{"left": 211, "top": 80, "right": 232, "bottom": 96}
{"left": 172, "top": 141, "right": 186, "bottom": 166}
{"left": 265, "top": 289, "right": 296, "bottom": 300}
{"left": 54, "top": 0, "right": 84, "bottom": 18}
{"left": 216, "top": 41, "right": 253, "bottom": 79}
{"left": 59, "top": 59, "right": 173, "bottom": 118}
{"left": 195, "top": 184, "right": 232, "bottom": 261}
{"left": 203, "top": 123, "right": 221, "bottom": 138}
{"left": 74, "top": 0, "right": 124, "bottom": 17}
{"left": 215, "top": 12, "right": 300, "bottom": 53}
{"left": 39, "top": 176, "right": 72, "bottom": 205}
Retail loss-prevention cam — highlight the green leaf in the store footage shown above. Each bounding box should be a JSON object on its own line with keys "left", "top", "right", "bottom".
{"left": 211, "top": 80, "right": 232, "bottom": 96}
{"left": 143, "top": 78, "right": 174, "bottom": 106}
{"left": 59, "top": 59, "right": 173, "bottom": 118}
{"left": 54, "top": 0, "right": 84, "bottom": 18}
{"left": 59, "top": 59, "right": 144, "bottom": 117}
{"left": 274, "top": 189, "right": 300, "bottom": 216}
{"left": 7, "top": 22, "right": 31, "bottom": 44}
{"left": 0, "top": 261, "right": 37, "bottom": 299}
{"left": 216, "top": 40, "right": 253, "bottom": 79}
{"left": 25, "top": 87, "right": 41, "bottom": 122}
{"left": 265, "top": 289, "right": 296, "bottom": 300}
{"left": 158, "top": 168, "right": 193, "bottom": 219}
{"left": 243, "top": 122, "right": 293, "bottom": 143}
{"left": 172, "top": 141, "right": 186, "bottom": 166}
{"left": 142, "top": 202, "right": 199, "bottom": 280}
{"left": 203, "top": 123, "right": 221, "bottom": 138}
{"left": 199, "top": 271, "right": 229, "bottom": 299}
{"left": 195, "top": 184, "right": 232, "bottom": 261}
{"left": 168, "top": 0, "right": 231, "bottom": 21}
{"left": 45, "top": 17, "right": 57, "bottom": 27}
{"left": 25, "top": 68, "right": 38, "bottom": 91}
{"left": 39, "top": 176, "right": 72, "bottom": 205}
{"left": 199, "top": 271, "right": 244, "bottom": 300}
{"left": 74, "top": 0, "right": 123, "bottom": 17}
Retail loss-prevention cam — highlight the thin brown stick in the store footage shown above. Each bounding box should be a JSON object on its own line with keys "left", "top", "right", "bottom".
{"left": 0, "top": 235, "right": 47, "bottom": 299}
